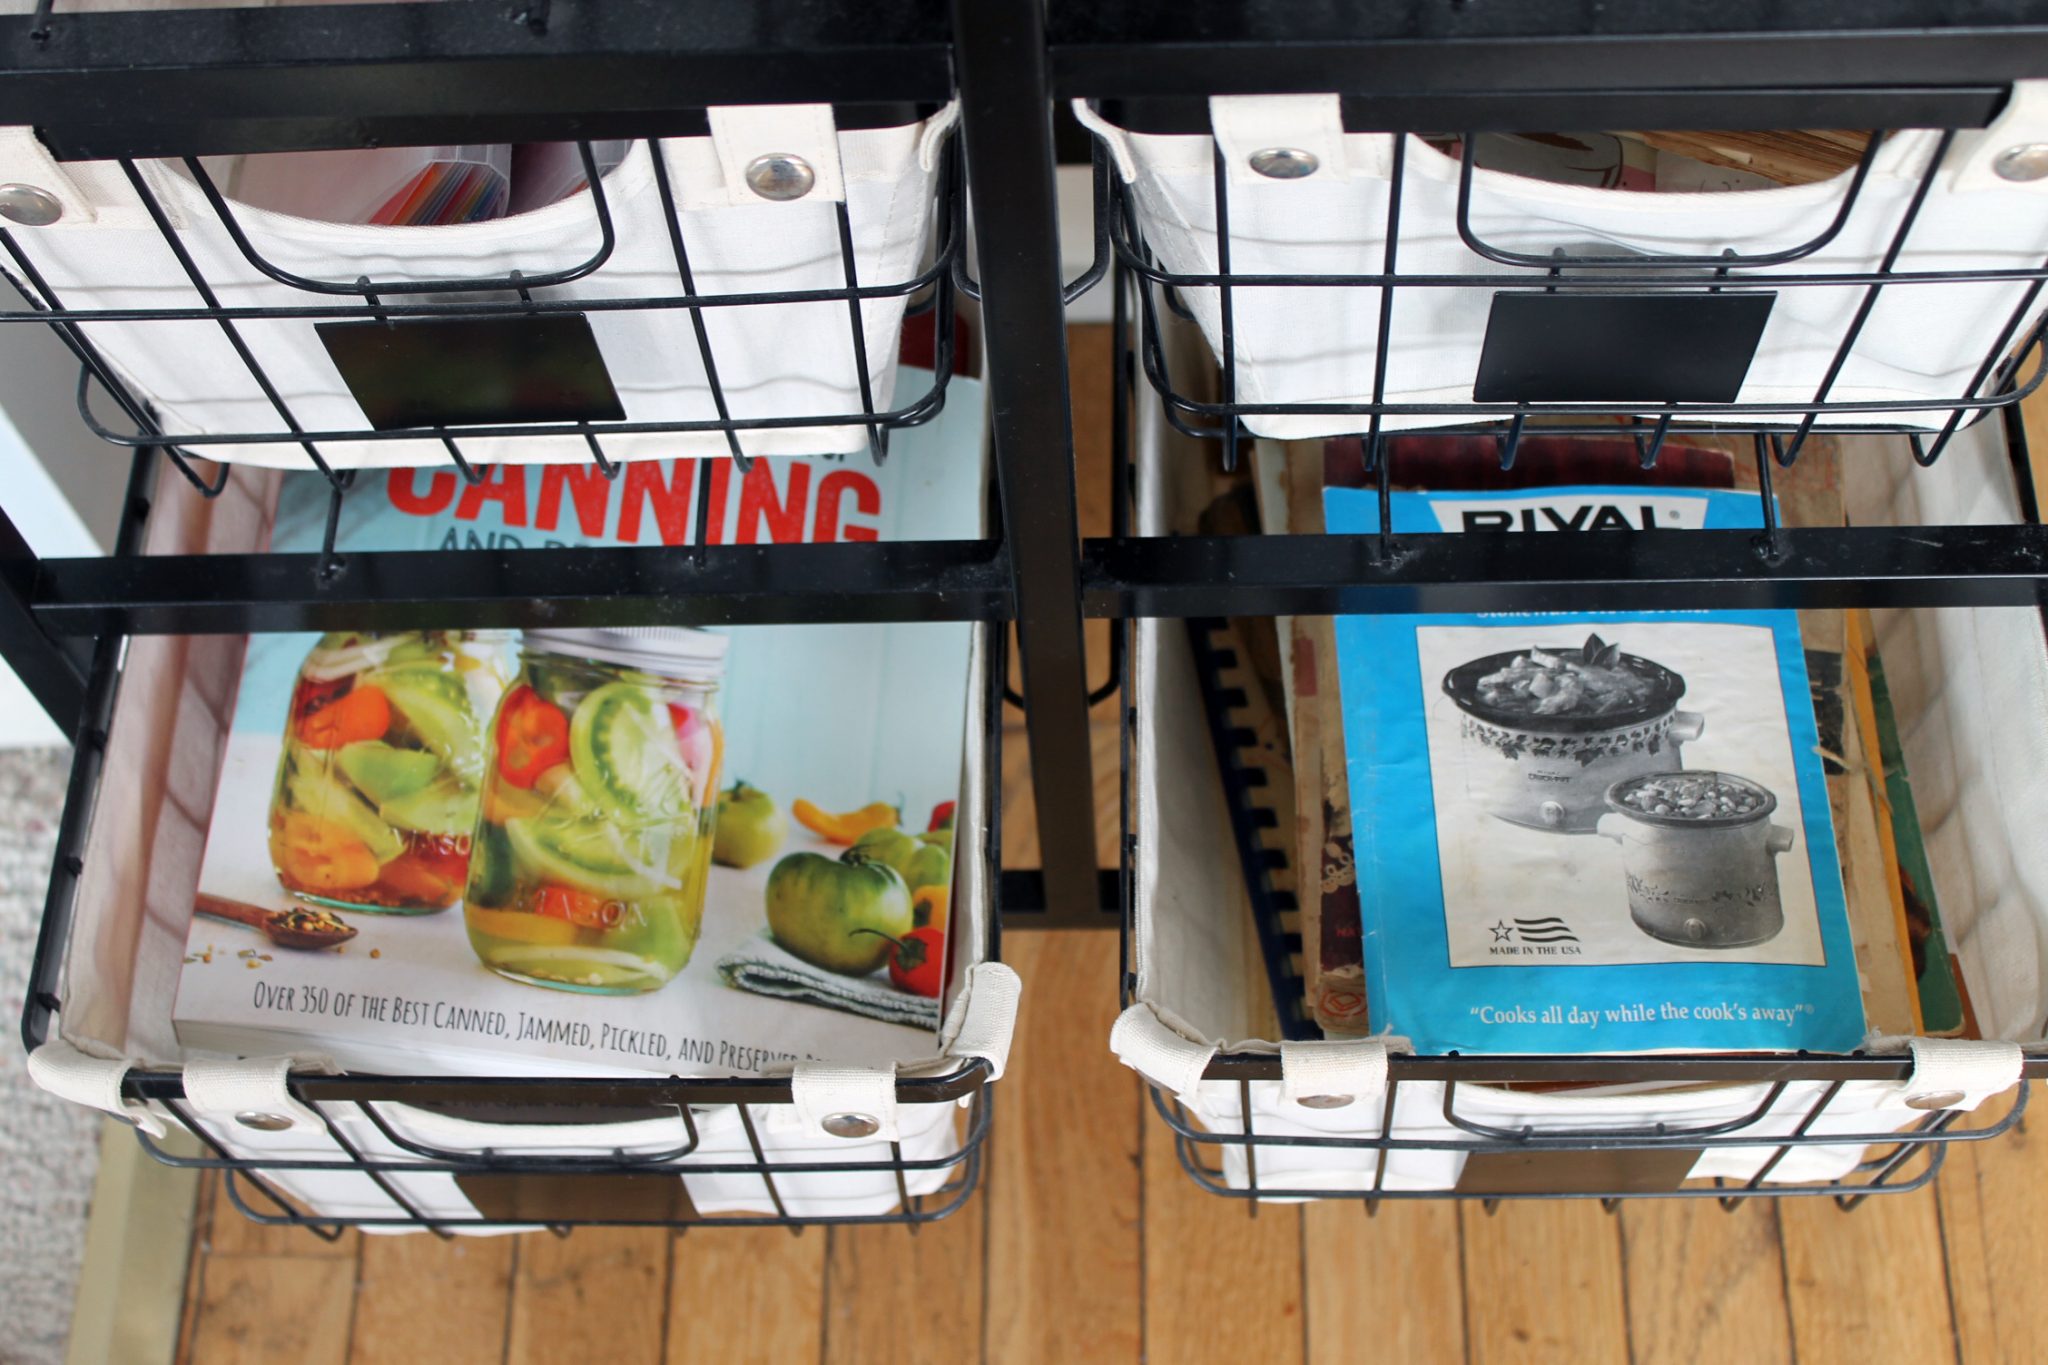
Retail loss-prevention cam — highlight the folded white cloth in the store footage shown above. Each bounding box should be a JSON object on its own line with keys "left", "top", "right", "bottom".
{"left": 716, "top": 933, "right": 939, "bottom": 1030}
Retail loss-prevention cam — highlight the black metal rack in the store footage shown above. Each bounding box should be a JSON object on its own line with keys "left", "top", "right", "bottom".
{"left": 5, "top": 0, "right": 2048, "bottom": 1224}
{"left": 1141, "top": 585, "right": 2038, "bottom": 1206}
{"left": 0, "top": 0, "right": 1070, "bottom": 1234}
{"left": 1062, "top": 2, "right": 2048, "bottom": 1204}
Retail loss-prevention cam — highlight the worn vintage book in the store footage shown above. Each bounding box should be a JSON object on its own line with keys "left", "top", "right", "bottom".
{"left": 173, "top": 373, "right": 984, "bottom": 1078}
{"left": 1282, "top": 434, "right": 1750, "bottom": 1036}
{"left": 1850, "top": 610, "right": 1968, "bottom": 1036}
{"left": 1325, "top": 483, "right": 1866, "bottom": 1055}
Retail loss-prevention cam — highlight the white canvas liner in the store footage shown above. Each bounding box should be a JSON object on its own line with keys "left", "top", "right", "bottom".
{"left": 0, "top": 100, "right": 956, "bottom": 468}
{"left": 1080, "top": 88, "right": 2048, "bottom": 441}
{"left": 1117, "top": 378, "right": 2043, "bottom": 1197}
{"left": 24, "top": 453, "right": 1015, "bottom": 1232}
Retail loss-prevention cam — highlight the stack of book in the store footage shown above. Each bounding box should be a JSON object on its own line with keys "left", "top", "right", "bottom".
{"left": 1233, "top": 433, "right": 1974, "bottom": 1054}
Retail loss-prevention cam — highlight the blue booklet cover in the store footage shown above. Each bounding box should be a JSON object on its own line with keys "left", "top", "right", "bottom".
{"left": 1325, "top": 484, "right": 1866, "bottom": 1055}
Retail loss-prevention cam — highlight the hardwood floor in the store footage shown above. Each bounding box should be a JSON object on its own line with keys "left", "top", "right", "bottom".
{"left": 168, "top": 327, "right": 2048, "bottom": 1363}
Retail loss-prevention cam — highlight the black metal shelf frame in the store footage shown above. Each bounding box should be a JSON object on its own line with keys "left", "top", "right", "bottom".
{"left": 1060, "top": 15, "right": 2048, "bottom": 622}
{"left": 17, "top": 446, "right": 1012, "bottom": 1235}
{"left": 9, "top": 0, "right": 2048, "bottom": 1221}
{"left": 1071, "top": 3, "right": 2048, "bottom": 1206}
{"left": 0, "top": 0, "right": 1096, "bottom": 1234}
{"left": 1117, "top": 555, "right": 2048, "bottom": 1206}
{"left": 0, "top": 0, "right": 1106, "bottom": 922}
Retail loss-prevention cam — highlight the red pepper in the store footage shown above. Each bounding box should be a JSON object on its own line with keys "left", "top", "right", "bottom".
{"left": 857, "top": 927, "right": 945, "bottom": 998}
{"left": 532, "top": 883, "right": 624, "bottom": 930}
{"left": 926, "top": 800, "right": 956, "bottom": 832}
{"left": 298, "top": 683, "right": 391, "bottom": 750}
{"left": 291, "top": 673, "right": 349, "bottom": 722}
{"left": 495, "top": 685, "right": 571, "bottom": 789}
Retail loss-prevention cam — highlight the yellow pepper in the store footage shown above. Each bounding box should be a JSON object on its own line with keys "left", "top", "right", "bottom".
{"left": 791, "top": 798, "right": 900, "bottom": 846}
{"left": 466, "top": 904, "right": 579, "bottom": 948}
{"left": 912, "top": 885, "right": 950, "bottom": 934}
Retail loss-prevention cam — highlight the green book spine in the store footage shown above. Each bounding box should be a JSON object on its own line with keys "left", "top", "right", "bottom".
{"left": 1866, "top": 646, "right": 1964, "bottom": 1035}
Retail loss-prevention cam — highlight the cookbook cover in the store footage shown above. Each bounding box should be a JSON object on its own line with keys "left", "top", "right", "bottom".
{"left": 1325, "top": 484, "right": 1865, "bottom": 1055}
{"left": 174, "top": 373, "right": 982, "bottom": 1078}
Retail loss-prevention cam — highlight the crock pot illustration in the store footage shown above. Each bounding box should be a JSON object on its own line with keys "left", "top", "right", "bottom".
{"left": 1597, "top": 771, "right": 1795, "bottom": 948}
{"left": 1441, "top": 634, "right": 1703, "bottom": 833}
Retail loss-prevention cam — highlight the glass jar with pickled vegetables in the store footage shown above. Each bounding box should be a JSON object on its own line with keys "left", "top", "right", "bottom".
{"left": 465, "top": 627, "right": 728, "bottom": 995}
{"left": 270, "top": 631, "right": 512, "bottom": 914}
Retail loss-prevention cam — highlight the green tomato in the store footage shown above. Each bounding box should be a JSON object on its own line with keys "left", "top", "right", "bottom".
{"left": 283, "top": 755, "right": 403, "bottom": 864}
{"left": 336, "top": 740, "right": 440, "bottom": 804}
{"left": 853, "top": 825, "right": 951, "bottom": 895}
{"left": 765, "top": 851, "right": 912, "bottom": 976}
{"left": 568, "top": 682, "right": 691, "bottom": 825}
{"left": 851, "top": 825, "right": 917, "bottom": 867}
{"left": 901, "top": 841, "right": 950, "bottom": 894}
{"left": 504, "top": 815, "right": 670, "bottom": 901}
{"left": 365, "top": 665, "right": 483, "bottom": 786}
{"left": 714, "top": 781, "right": 788, "bottom": 869}
{"left": 377, "top": 774, "right": 477, "bottom": 836}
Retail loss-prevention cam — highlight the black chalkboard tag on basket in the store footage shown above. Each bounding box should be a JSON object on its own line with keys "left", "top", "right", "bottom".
{"left": 317, "top": 313, "right": 626, "bottom": 431}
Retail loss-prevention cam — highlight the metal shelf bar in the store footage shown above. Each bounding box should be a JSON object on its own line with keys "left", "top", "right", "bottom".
{"left": 30, "top": 537, "right": 1012, "bottom": 638}
{"left": 1082, "top": 525, "right": 2048, "bottom": 619}
{"left": 1050, "top": 2, "right": 2048, "bottom": 121}
{"left": 0, "top": 0, "right": 953, "bottom": 160}
{"left": 952, "top": 0, "right": 1100, "bottom": 921}
{"left": 1090, "top": 88, "right": 2006, "bottom": 138}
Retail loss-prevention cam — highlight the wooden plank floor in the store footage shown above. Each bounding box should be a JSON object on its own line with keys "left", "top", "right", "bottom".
{"left": 170, "top": 329, "right": 2048, "bottom": 1363}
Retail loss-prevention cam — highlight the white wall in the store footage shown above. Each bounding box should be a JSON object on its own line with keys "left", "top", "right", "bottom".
{"left": 0, "top": 280, "right": 124, "bottom": 746}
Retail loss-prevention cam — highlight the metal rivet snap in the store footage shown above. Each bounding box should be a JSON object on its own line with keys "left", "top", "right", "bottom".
{"left": 1905, "top": 1090, "right": 1966, "bottom": 1111}
{"left": 821, "top": 1112, "right": 880, "bottom": 1139}
{"left": 1296, "top": 1093, "right": 1355, "bottom": 1110}
{"left": 0, "top": 183, "right": 62, "bottom": 227}
{"left": 1994, "top": 144, "right": 2048, "bottom": 182}
{"left": 233, "top": 1111, "right": 296, "bottom": 1132}
{"left": 744, "top": 153, "right": 816, "bottom": 202}
{"left": 1248, "top": 147, "right": 1320, "bottom": 180}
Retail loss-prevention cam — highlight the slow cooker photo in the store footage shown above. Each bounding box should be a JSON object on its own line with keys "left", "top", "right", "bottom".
{"left": 1597, "top": 770, "right": 1797, "bottom": 949}
{"left": 1441, "top": 635, "right": 1702, "bottom": 833}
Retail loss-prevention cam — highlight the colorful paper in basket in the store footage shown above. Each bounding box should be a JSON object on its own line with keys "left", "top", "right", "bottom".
{"left": 1324, "top": 484, "right": 1865, "bottom": 1056}
{"left": 173, "top": 373, "right": 985, "bottom": 1079}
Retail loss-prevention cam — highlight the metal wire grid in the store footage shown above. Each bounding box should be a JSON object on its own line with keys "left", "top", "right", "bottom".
{"left": 18, "top": 461, "right": 1010, "bottom": 1233}
{"left": 1148, "top": 1075, "right": 2027, "bottom": 1212}
{"left": 0, "top": 128, "right": 961, "bottom": 505}
{"left": 7, "top": 2, "right": 2048, "bottom": 1223}
{"left": 1119, "top": 603, "right": 2043, "bottom": 1207}
{"left": 1098, "top": 116, "right": 2048, "bottom": 499}
{"left": 1102, "top": 240, "right": 2048, "bottom": 1205}
{"left": 136, "top": 1074, "right": 991, "bottom": 1237}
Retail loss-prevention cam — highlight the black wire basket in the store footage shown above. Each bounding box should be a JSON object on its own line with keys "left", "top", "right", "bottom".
{"left": 19, "top": 458, "right": 1010, "bottom": 1235}
{"left": 0, "top": 117, "right": 962, "bottom": 504}
{"left": 1087, "top": 105, "right": 2048, "bottom": 477}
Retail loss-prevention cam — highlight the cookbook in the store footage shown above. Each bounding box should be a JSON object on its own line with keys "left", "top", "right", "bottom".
{"left": 1325, "top": 484, "right": 1866, "bottom": 1055}
{"left": 173, "top": 372, "right": 983, "bottom": 1078}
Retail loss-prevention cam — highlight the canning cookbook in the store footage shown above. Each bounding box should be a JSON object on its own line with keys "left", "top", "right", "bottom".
{"left": 173, "top": 373, "right": 983, "bottom": 1078}
{"left": 1325, "top": 484, "right": 1865, "bottom": 1055}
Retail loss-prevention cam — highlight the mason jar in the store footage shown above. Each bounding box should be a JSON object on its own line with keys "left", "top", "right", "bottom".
{"left": 269, "top": 631, "right": 512, "bottom": 914}
{"left": 464, "top": 626, "right": 729, "bottom": 994}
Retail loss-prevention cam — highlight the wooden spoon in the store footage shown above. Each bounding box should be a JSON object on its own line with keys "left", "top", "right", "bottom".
{"left": 196, "top": 892, "right": 358, "bottom": 950}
